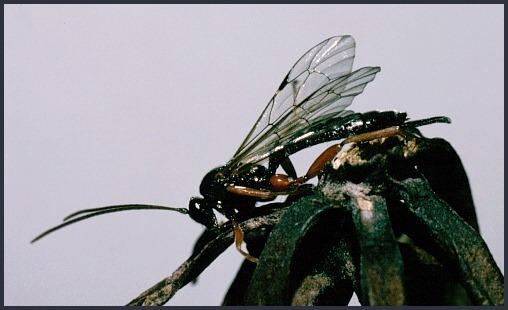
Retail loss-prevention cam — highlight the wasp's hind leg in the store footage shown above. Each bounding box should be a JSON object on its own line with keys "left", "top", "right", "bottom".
{"left": 267, "top": 144, "right": 344, "bottom": 192}
{"left": 275, "top": 127, "right": 415, "bottom": 190}
{"left": 280, "top": 157, "right": 298, "bottom": 179}
{"left": 341, "top": 126, "right": 407, "bottom": 146}
{"left": 302, "top": 126, "right": 412, "bottom": 180}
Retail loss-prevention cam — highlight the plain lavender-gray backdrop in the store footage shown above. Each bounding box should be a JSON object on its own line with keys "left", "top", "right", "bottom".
{"left": 5, "top": 4, "right": 503, "bottom": 306}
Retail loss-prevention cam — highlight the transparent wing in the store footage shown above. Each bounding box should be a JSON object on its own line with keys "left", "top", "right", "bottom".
{"left": 227, "top": 36, "right": 380, "bottom": 170}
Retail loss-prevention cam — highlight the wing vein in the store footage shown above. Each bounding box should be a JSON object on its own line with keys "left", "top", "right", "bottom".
{"left": 227, "top": 36, "right": 380, "bottom": 172}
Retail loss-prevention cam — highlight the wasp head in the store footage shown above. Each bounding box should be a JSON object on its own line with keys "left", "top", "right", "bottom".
{"left": 188, "top": 197, "right": 218, "bottom": 229}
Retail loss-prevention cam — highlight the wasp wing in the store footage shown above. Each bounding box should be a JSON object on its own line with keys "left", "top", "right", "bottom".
{"left": 228, "top": 36, "right": 380, "bottom": 170}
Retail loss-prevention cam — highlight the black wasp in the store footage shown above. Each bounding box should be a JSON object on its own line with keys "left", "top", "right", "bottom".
{"left": 32, "top": 36, "right": 450, "bottom": 263}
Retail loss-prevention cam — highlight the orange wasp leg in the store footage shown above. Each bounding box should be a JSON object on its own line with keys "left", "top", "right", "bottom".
{"left": 232, "top": 220, "right": 259, "bottom": 263}
{"left": 304, "top": 144, "right": 343, "bottom": 179}
{"left": 303, "top": 126, "right": 407, "bottom": 179}
{"left": 226, "top": 186, "right": 278, "bottom": 200}
{"left": 341, "top": 125, "right": 404, "bottom": 145}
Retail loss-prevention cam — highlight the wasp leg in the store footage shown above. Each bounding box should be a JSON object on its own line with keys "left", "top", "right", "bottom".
{"left": 304, "top": 144, "right": 343, "bottom": 180}
{"left": 299, "top": 127, "right": 409, "bottom": 181}
{"left": 341, "top": 126, "right": 405, "bottom": 145}
{"left": 232, "top": 220, "right": 259, "bottom": 263}
{"left": 307, "top": 127, "right": 413, "bottom": 180}
{"left": 226, "top": 186, "right": 278, "bottom": 199}
{"left": 281, "top": 157, "right": 298, "bottom": 179}
{"left": 265, "top": 145, "right": 342, "bottom": 194}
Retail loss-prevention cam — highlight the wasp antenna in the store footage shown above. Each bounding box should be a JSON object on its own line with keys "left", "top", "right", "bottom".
{"left": 31, "top": 205, "right": 189, "bottom": 244}
{"left": 63, "top": 204, "right": 188, "bottom": 221}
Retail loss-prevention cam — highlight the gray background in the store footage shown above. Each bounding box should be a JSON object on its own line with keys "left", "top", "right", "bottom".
{"left": 5, "top": 5, "right": 503, "bottom": 306}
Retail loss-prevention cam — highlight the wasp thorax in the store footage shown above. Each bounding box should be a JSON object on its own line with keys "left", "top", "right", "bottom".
{"left": 235, "top": 164, "right": 270, "bottom": 189}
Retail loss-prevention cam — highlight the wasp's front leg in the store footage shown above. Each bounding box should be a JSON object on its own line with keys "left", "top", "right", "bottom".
{"left": 232, "top": 220, "right": 259, "bottom": 263}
